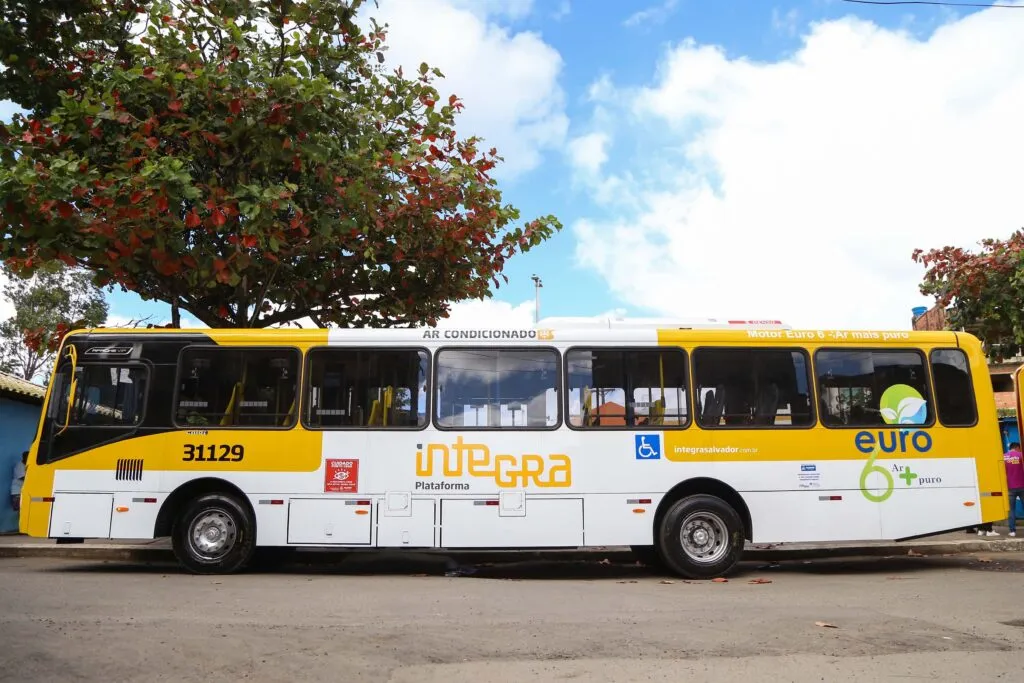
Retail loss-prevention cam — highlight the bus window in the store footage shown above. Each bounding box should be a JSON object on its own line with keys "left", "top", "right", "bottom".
{"left": 693, "top": 348, "right": 813, "bottom": 428}
{"left": 815, "top": 349, "right": 932, "bottom": 428}
{"left": 54, "top": 365, "right": 147, "bottom": 428}
{"left": 305, "top": 348, "right": 428, "bottom": 429}
{"left": 930, "top": 349, "right": 977, "bottom": 427}
{"left": 174, "top": 348, "right": 299, "bottom": 428}
{"left": 565, "top": 348, "right": 689, "bottom": 428}
{"left": 434, "top": 348, "right": 559, "bottom": 429}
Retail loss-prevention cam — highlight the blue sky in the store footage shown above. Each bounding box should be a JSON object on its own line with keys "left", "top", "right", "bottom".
{"left": 3, "top": 0, "right": 1023, "bottom": 330}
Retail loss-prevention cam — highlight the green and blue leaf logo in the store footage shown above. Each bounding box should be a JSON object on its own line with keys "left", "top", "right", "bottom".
{"left": 878, "top": 384, "right": 928, "bottom": 425}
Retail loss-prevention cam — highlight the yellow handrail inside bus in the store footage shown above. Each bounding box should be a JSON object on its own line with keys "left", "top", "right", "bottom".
{"left": 55, "top": 344, "right": 79, "bottom": 437}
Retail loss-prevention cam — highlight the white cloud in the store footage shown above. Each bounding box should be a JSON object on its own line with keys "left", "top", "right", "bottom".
{"left": 567, "top": 132, "right": 610, "bottom": 175}
{"left": 370, "top": 0, "right": 567, "bottom": 178}
{"left": 624, "top": 0, "right": 679, "bottom": 28}
{"left": 572, "top": 9, "right": 1024, "bottom": 330}
{"left": 552, "top": 0, "right": 571, "bottom": 21}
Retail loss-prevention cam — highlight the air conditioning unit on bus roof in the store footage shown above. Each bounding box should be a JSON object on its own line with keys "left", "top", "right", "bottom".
{"left": 536, "top": 316, "right": 792, "bottom": 330}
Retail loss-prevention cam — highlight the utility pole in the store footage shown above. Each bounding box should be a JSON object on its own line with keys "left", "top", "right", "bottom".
{"left": 531, "top": 274, "right": 542, "bottom": 324}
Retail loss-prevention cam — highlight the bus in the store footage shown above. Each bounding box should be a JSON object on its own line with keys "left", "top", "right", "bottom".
{"left": 18, "top": 319, "right": 1010, "bottom": 578}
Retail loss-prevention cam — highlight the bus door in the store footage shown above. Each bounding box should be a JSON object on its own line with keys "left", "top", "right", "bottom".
{"left": 39, "top": 341, "right": 151, "bottom": 539}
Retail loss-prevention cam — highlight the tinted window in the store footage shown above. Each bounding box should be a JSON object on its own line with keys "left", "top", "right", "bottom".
{"left": 930, "top": 349, "right": 977, "bottom": 427}
{"left": 693, "top": 348, "right": 814, "bottom": 428}
{"left": 306, "top": 348, "right": 428, "bottom": 428}
{"left": 816, "top": 349, "right": 932, "bottom": 428}
{"left": 435, "top": 348, "right": 559, "bottom": 429}
{"left": 566, "top": 348, "right": 689, "bottom": 428}
{"left": 175, "top": 348, "right": 299, "bottom": 428}
{"left": 55, "top": 365, "right": 147, "bottom": 427}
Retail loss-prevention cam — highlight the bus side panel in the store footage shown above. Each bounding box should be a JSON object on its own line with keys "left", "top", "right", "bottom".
{"left": 958, "top": 334, "right": 1010, "bottom": 524}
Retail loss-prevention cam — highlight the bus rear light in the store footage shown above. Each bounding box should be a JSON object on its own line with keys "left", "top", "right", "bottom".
{"left": 818, "top": 495, "right": 842, "bottom": 501}
{"left": 355, "top": 500, "right": 371, "bottom": 506}
{"left": 131, "top": 498, "right": 158, "bottom": 503}
{"left": 40, "top": 497, "right": 55, "bottom": 503}
{"left": 474, "top": 500, "right": 499, "bottom": 506}
{"left": 626, "top": 498, "right": 652, "bottom": 505}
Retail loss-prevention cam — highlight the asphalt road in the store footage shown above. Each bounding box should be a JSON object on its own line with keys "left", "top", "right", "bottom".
{"left": 1, "top": 552, "right": 1022, "bottom": 682}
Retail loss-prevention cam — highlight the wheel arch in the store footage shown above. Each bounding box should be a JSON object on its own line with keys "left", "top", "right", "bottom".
{"left": 654, "top": 478, "right": 752, "bottom": 541}
{"left": 154, "top": 477, "right": 255, "bottom": 539}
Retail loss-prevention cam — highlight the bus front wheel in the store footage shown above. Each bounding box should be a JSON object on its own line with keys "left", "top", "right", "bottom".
{"left": 172, "top": 493, "right": 255, "bottom": 575}
{"left": 657, "top": 494, "right": 744, "bottom": 580}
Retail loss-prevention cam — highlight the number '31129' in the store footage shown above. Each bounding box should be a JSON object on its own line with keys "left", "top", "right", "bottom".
{"left": 182, "top": 444, "right": 244, "bottom": 462}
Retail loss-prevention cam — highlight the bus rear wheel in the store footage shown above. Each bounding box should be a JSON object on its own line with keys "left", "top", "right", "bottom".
{"left": 657, "top": 494, "right": 744, "bottom": 580}
{"left": 172, "top": 493, "right": 255, "bottom": 575}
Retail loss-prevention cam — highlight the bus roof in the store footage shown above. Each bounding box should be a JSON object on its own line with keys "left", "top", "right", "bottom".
{"left": 64, "top": 324, "right": 968, "bottom": 347}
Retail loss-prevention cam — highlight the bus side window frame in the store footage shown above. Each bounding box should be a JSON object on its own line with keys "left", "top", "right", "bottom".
{"left": 812, "top": 346, "right": 937, "bottom": 430}
{"left": 432, "top": 345, "right": 563, "bottom": 431}
{"left": 562, "top": 345, "right": 693, "bottom": 431}
{"left": 929, "top": 347, "right": 980, "bottom": 428}
{"left": 171, "top": 344, "right": 303, "bottom": 431}
{"left": 690, "top": 345, "right": 817, "bottom": 431}
{"left": 300, "top": 345, "right": 432, "bottom": 431}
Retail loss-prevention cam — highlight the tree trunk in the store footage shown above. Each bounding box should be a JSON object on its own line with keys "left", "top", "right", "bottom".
{"left": 171, "top": 302, "right": 181, "bottom": 328}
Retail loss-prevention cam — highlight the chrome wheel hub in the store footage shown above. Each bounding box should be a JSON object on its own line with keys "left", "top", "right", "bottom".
{"left": 679, "top": 511, "right": 729, "bottom": 564}
{"left": 190, "top": 509, "right": 236, "bottom": 560}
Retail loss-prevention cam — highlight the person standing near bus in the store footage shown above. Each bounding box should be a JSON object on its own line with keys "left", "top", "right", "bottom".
{"left": 1004, "top": 441, "right": 1023, "bottom": 537}
{"left": 10, "top": 451, "right": 27, "bottom": 513}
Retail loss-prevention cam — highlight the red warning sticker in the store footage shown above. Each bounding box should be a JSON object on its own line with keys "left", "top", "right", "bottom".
{"left": 324, "top": 459, "right": 359, "bottom": 493}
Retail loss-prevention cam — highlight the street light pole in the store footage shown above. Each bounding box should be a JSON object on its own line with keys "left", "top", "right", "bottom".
{"left": 531, "top": 274, "right": 542, "bottom": 324}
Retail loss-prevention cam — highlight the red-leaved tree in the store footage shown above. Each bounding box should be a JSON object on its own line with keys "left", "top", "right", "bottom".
{"left": 0, "top": 0, "right": 560, "bottom": 332}
{"left": 912, "top": 229, "right": 1024, "bottom": 360}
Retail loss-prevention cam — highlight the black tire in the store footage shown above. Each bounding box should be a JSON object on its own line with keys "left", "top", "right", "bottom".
{"left": 172, "top": 493, "right": 255, "bottom": 575}
{"left": 657, "top": 494, "right": 744, "bottom": 580}
{"left": 629, "top": 545, "right": 664, "bottom": 570}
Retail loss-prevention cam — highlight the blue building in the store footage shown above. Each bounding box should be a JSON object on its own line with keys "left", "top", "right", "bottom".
{"left": 0, "top": 371, "right": 45, "bottom": 533}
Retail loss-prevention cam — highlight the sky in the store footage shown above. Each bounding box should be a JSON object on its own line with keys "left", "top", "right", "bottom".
{"left": 3, "top": 0, "right": 1024, "bottom": 331}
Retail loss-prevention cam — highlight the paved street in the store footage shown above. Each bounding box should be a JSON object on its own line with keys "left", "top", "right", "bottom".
{"left": 1, "top": 553, "right": 1022, "bottom": 682}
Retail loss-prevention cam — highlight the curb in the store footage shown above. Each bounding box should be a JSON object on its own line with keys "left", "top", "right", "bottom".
{"left": 1, "top": 539, "right": 1021, "bottom": 565}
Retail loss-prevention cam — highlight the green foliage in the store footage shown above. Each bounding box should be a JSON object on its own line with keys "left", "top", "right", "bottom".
{"left": 913, "top": 230, "right": 1024, "bottom": 361}
{"left": 0, "top": 0, "right": 561, "bottom": 329}
{"left": 0, "top": 262, "right": 108, "bottom": 381}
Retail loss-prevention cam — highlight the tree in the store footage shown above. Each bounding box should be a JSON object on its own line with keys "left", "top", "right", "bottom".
{"left": 0, "top": 0, "right": 560, "bottom": 330}
{"left": 912, "top": 229, "right": 1024, "bottom": 361}
{"left": 0, "top": 262, "right": 108, "bottom": 381}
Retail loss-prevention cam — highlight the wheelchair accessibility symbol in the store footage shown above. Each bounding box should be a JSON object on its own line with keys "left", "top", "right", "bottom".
{"left": 635, "top": 434, "right": 661, "bottom": 460}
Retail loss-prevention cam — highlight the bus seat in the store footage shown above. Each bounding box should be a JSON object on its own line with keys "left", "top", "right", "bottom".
{"left": 701, "top": 385, "right": 726, "bottom": 426}
{"left": 650, "top": 397, "right": 665, "bottom": 425}
{"left": 754, "top": 383, "right": 779, "bottom": 425}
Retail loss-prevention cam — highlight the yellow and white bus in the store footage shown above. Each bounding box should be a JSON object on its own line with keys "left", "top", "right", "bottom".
{"left": 18, "top": 318, "right": 1010, "bottom": 577}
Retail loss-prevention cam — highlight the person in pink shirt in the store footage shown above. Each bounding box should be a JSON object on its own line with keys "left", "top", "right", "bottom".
{"left": 1004, "top": 442, "right": 1023, "bottom": 537}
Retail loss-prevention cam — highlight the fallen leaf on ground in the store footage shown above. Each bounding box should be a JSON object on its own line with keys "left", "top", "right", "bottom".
{"left": 977, "top": 558, "right": 993, "bottom": 563}
{"left": 748, "top": 578, "right": 772, "bottom": 584}
{"left": 907, "top": 550, "right": 923, "bottom": 557}
{"left": 711, "top": 577, "right": 728, "bottom": 583}
{"left": 599, "top": 558, "right": 611, "bottom": 565}
{"left": 617, "top": 580, "right": 638, "bottom": 584}
{"left": 815, "top": 621, "right": 838, "bottom": 629}
{"left": 659, "top": 580, "right": 675, "bottom": 584}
